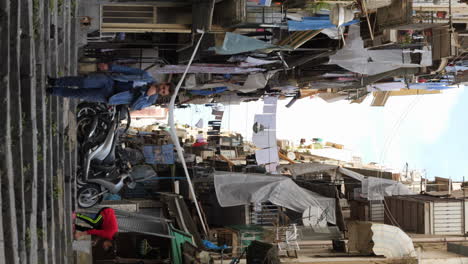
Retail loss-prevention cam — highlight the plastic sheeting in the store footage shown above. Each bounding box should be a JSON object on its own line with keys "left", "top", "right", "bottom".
{"left": 362, "top": 177, "right": 413, "bottom": 200}
{"left": 368, "top": 81, "right": 462, "bottom": 91}
{"left": 288, "top": 16, "right": 359, "bottom": 31}
{"left": 342, "top": 167, "right": 412, "bottom": 200}
{"left": 214, "top": 172, "right": 336, "bottom": 224}
{"left": 276, "top": 163, "right": 410, "bottom": 200}
{"left": 212, "top": 32, "right": 278, "bottom": 55}
{"left": 409, "top": 82, "right": 463, "bottom": 90}
{"left": 328, "top": 25, "right": 432, "bottom": 75}
{"left": 279, "top": 163, "right": 339, "bottom": 178}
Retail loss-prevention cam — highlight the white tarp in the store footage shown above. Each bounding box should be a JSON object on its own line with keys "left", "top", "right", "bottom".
{"left": 214, "top": 172, "right": 336, "bottom": 224}
{"left": 276, "top": 163, "right": 411, "bottom": 200}
{"left": 329, "top": 24, "right": 432, "bottom": 75}
{"left": 362, "top": 177, "right": 413, "bottom": 200}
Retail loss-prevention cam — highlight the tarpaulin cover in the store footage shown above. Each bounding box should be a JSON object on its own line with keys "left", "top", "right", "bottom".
{"left": 279, "top": 163, "right": 339, "bottom": 178}
{"left": 276, "top": 163, "right": 410, "bottom": 200}
{"left": 369, "top": 82, "right": 462, "bottom": 91}
{"left": 211, "top": 32, "right": 278, "bottom": 55}
{"left": 362, "top": 177, "right": 413, "bottom": 200}
{"left": 409, "top": 82, "right": 463, "bottom": 90}
{"left": 328, "top": 25, "right": 432, "bottom": 75}
{"left": 288, "top": 16, "right": 359, "bottom": 31}
{"left": 214, "top": 172, "right": 336, "bottom": 224}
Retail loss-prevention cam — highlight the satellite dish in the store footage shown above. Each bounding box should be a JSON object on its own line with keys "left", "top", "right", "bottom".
{"left": 287, "top": 152, "right": 296, "bottom": 161}
{"left": 302, "top": 206, "right": 327, "bottom": 228}
{"left": 252, "top": 122, "right": 266, "bottom": 134}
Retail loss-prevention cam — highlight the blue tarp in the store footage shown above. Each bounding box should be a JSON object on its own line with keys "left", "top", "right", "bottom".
{"left": 288, "top": 16, "right": 359, "bottom": 31}
{"left": 211, "top": 32, "right": 278, "bottom": 55}
{"left": 409, "top": 82, "right": 458, "bottom": 90}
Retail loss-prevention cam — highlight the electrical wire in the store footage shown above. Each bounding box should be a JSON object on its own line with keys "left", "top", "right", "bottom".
{"left": 375, "top": 94, "right": 424, "bottom": 228}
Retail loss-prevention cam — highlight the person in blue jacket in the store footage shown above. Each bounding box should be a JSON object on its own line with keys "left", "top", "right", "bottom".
{"left": 47, "top": 63, "right": 171, "bottom": 110}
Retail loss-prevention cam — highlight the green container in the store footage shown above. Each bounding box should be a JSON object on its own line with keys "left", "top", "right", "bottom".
{"left": 170, "top": 224, "right": 194, "bottom": 264}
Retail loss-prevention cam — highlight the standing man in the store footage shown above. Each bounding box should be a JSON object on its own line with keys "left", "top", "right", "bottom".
{"left": 74, "top": 207, "right": 118, "bottom": 252}
{"left": 47, "top": 63, "right": 172, "bottom": 110}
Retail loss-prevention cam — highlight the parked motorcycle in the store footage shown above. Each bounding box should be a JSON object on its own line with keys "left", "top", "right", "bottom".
{"left": 75, "top": 102, "right": 139, "bottom": 208}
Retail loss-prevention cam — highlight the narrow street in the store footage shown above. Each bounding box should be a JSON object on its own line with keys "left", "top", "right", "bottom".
{"left": 1, "top": 0, "right": 468, "bottom": 263}
{"left": 1, "top": 0, "right": 78, "bottom": 263}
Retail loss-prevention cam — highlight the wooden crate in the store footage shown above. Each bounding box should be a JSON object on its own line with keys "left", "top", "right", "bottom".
{"left": 214, "top": 228, "right": 239, "bottom": 257}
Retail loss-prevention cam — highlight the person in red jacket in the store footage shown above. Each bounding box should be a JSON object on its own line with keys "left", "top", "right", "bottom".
{"left": 74, "top": 207, "right": 118, "bottom": 251}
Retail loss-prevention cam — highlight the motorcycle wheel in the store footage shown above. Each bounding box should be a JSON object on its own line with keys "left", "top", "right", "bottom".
{"left": 76, "top": 170, "right": 87, "bottom": 186}
{"left": 76, "top": 102, "right": 107, "bottom": 120}
{"left": 77, "top": 184, "right": 103, "bottom": 208}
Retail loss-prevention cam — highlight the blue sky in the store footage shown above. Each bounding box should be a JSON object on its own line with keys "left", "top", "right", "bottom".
{"left": 415, "top": 88, "right": 468, "bottom": 181}
{"left": 175, "top": 87, "right": 467, "bottom": 180}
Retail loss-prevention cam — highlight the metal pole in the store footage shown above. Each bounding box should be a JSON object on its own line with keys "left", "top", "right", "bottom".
{"left": 464, "top": 176, "right": 466, "bottom": 235}
{"left": 449, "top": 0, "right": 453, "bottom": 56}
{"left": 420, "top": 171, "right": 424, "bottom": 193}
{"left": 168, "top": 31, "right": 209, "bottom": 236}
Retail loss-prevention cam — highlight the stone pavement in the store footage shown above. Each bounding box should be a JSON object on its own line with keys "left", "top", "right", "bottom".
{"left": 0, "top": 0, "right": 80, "bottom": 263}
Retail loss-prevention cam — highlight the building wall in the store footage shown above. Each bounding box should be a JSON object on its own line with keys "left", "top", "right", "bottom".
{"left": 385, "top": 196, "right": 468, "bottom": 235}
